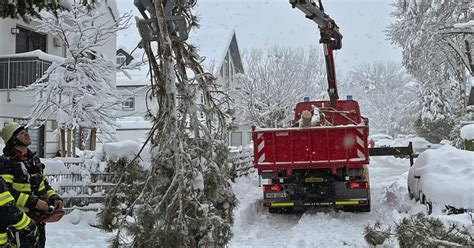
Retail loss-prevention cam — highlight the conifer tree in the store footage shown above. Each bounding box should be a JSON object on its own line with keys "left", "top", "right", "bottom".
{"left": 100, "top": 1, "right": 236, "bottom": 247}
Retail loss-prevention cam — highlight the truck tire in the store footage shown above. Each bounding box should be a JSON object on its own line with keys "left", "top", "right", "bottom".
{"left": 268, "top": 207, "right": 294, "bottom": 214}
{"left": 358, "top": 203, "right": 371, "bottom": 212}
{"left": 268, "top": 207, "right": 280, "bottom": 214}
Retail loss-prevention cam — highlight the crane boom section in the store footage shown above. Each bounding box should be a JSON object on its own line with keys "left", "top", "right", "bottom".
{"left": 290, "top": 0, "right": 341, "bottom": 107}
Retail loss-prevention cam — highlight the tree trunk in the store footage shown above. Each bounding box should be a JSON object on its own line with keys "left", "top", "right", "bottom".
{"left": 90, "top": 128, "right": 97, "bottom": 151}
{"left": 300, "top": 110, "right": 312, "bottom": 127}
{"left": 60, "top": 128, "right": 65, "bottom": 157}
{"left": 66, "top": 128, "right": 72, "bottom": 157}
{"left": 72, "top": 128, "right": 76, "bottom": 157}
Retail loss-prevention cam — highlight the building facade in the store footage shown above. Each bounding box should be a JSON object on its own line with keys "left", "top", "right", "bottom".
{"left": 0, "top": 3, "right": 118, "bottom": 158}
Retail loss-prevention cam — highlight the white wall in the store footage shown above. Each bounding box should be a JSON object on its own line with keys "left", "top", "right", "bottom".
{"left": 115, "top": 129, "right": 149, "bottom": 142}
{"left": 0, "top": 19, "right": 16, "bottom": 55}
{"left": 0, "top": 19, "right": 64, "bottom": 56}
{"left": 229, "top": 123, "right": 252, "bottom": 148}
{"left": 0, "top": 89, "right": 37, "bottom": 116}
{"left": 117, "top": 86, "right": 148, "bottom": 117}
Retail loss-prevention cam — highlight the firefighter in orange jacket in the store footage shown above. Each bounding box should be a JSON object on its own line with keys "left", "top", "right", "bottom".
{"left": 0, "top": 122, "right": 63, "bottom": 248}
{"left": 0, "top": 176, "right": 39, "bottom": 247}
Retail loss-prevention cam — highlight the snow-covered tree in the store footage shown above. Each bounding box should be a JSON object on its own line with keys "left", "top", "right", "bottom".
{"left": 100, "top": 1, "right": 236, "bottom": 247}
{"left": 343, "top": 61, "right": 418, "bottom": 135}
{"left": 387, "top": 0, "right": 471, "bottom": 142}
{"left": 439, "top": 0, "right": 473, "bottom": 76}
{"left": 234, "top": 46, "right": 326, "bottom": 128}
{"left": 27, "top": 2, "right": 131, "bottom": 155}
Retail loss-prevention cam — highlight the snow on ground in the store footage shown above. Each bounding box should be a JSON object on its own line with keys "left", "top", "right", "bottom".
{"left": 46, "top": 210, "right": 113, "bottom": 248}
{"left": 229, "top": 156, "right": 416, "bottom": 248}
{"left": 44, "top": 154, "right": 473, "bottom": 247}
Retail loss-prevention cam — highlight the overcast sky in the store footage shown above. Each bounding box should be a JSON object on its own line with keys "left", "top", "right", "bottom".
{"left": 117, "top": 0, "right": 401, "bottom": 73}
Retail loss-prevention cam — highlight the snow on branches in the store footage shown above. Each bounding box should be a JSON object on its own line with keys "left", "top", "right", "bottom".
{"left": 343, "top": 61, "right": 417, "bottom": 135}
{"left": 234, "top": 46, "right": 326, "bottom": 128}
{"left": 387, "top": 0, "right": 471, "bottom": 142}
{"left": 101, "top": 1, "right": 236, "bottom": 247}
{"left": 26, "top": 2, "right": 132, "bottom": 139}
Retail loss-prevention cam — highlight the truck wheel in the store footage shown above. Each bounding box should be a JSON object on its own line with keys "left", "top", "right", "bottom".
{"left": 268, "top": 207, "right": 294, "bottom": 214}
{"left": 358, "top": 203, "right": 371, "bottom": 212}
{"left": 340, "top": 204, "right": 370, "bottom": 212}
{"left": 268, "top": 207, "right": 280, "bottom": 214}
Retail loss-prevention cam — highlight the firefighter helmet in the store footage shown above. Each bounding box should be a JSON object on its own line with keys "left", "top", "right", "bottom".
{"left": 1, "top": 122, "right": 23, "bottom": 144}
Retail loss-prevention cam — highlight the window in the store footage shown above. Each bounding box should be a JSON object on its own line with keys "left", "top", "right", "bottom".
{"left": 122, "top": 97, "right": 135, "bottom": 110}
{"left": 51, "top": 120, "right": 58, "bottom": 130}
{"left": 15, "top": 26, "right": 47, "bottom": 53}
{"left": 230, "top": 132, "right": 242, "bottom": 147}
{"left": 116, "top": 54, "right": 126, "bottom": 66}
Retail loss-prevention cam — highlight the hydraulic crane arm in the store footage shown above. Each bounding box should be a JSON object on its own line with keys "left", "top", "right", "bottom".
{"left": 290, "top": 0, "right": 342, "bottom": 108}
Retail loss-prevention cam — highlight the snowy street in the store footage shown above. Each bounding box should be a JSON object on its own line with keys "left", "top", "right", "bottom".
{"left": 45, "top": 156, "right": 473, "bottom": 247}
{"left": 229, "top": 156, "right": 417, "bottom": 248}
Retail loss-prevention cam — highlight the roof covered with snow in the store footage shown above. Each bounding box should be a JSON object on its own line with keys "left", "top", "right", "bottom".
{"left": 116, "top": 116, "right": 152, "bottom": 129}
{"left": 116, "top": 67, "right": 150, "bottom": 87}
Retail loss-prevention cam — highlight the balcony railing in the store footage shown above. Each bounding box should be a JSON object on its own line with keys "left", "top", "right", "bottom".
{"left": 0, "top": 57, "right": 51, "bottom": 90}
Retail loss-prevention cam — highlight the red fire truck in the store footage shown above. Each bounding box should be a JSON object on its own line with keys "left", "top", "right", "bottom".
{"left": 252, "top": 0, "right": 413, "bottom": 213}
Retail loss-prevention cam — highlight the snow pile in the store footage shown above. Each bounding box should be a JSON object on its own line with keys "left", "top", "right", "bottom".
{"left": 46, "top": 209, "right": 112, "bottom": 248}
{"left": 460, "top": 124, "right": 474, "bottom": 140}
{"left": 411, "top": 145, "right": 474, "bottom": 209}
{"left": 97, "top": 140, "right": 141, "bottom": 161}
{"left": 42, "top": 159, "right": 70, "bottom": 174}
{"left": 0, "top": 50, "right": 65, "bottom": 63}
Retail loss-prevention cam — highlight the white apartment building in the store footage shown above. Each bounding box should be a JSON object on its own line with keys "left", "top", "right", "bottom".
{"left": 0, "top": 2, "right": 119, "bottom": 157}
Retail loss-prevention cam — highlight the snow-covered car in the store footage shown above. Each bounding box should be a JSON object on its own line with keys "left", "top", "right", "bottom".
{"left": 407, "top": 145, "right": 474, "bottom": 214}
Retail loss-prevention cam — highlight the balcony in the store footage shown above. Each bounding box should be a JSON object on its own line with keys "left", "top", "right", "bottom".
{"left": 0, "top": 50, "right": 62, "bottom": 90}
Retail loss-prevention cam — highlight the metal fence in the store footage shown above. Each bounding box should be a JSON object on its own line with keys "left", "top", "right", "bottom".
{"left": 229, "top": 149, "right": 254, "bottom": 177}
{"left": 0, "top": 57, "right": 51, "bottom": 89}
{"left": 45, "top": 149, "right": 254, "bottom": 213}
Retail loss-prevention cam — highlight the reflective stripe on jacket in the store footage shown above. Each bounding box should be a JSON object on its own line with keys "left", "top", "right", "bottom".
{"left": 0, "top": 177, "right": 33, "bottom": 245}
{"left": 0, "top": 149, "right": 59, "bottom": 212}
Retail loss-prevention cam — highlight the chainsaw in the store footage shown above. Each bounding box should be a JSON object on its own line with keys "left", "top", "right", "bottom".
{"left": 31, "top": 206, "right": 65, "bottom": 223}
